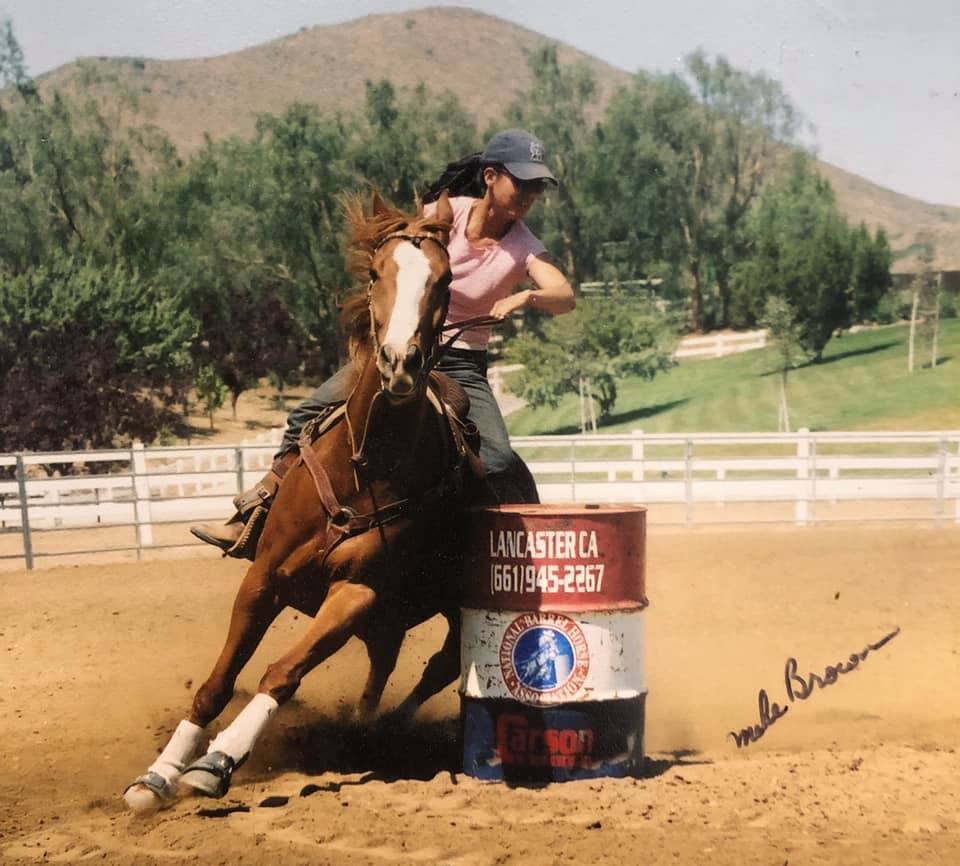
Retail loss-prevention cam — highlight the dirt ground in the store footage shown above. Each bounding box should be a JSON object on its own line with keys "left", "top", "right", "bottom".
{"left": 1, "top": 524, "right": 958, "bottom": 865}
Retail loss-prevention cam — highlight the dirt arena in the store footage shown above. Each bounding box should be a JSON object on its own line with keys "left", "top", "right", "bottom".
{"left": 1, "top": 524, "right": 958, "bottom": 865}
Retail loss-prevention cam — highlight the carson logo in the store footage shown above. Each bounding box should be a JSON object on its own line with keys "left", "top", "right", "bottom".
{"left": 499, "top": 612, "right": 589, "bottom": 705}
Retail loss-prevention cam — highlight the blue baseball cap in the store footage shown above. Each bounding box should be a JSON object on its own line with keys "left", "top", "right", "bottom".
{"left": 481, "top": 129, "right": 558, "bottom": 185}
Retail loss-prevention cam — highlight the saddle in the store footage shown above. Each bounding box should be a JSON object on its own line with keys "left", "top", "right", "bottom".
{"left": 297, "top": 371, "right": 483, "bottom": 481}
{"left": 426, "top": 371, "right": 485, "bottom": 482}
{"left": 289, "top": 372, "right": 486, "bottom": 566}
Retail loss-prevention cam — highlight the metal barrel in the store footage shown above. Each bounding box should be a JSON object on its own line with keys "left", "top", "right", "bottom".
{"left": 460, "top": 504, "right": 648, "bottom": 782}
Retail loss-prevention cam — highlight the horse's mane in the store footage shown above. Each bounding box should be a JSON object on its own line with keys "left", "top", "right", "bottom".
{"left": 339, "top": 194, "right": 452, "bottom": 363}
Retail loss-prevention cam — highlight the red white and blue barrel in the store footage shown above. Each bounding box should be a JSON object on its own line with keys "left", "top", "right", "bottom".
{"left": 460, "top": 504, "right": 648, "bottom": 782}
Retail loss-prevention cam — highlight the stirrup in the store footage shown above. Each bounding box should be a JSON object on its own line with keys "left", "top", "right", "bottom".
{"left": 223, "top": 505, "right": 268, "bottom": 561}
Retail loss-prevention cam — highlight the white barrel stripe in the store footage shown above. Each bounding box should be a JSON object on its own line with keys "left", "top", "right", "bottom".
{"left": 460, "top": 607, "right": 647, "bottom": 704}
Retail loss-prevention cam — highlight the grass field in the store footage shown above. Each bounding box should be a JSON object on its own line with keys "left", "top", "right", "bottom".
{"left": 507, "top": 319, "right": 960, "bottom": 436}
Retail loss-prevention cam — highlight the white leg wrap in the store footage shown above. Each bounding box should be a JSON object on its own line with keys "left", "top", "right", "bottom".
{"left": 148, "top": 719, "right": 205, "bottom": 780}
{"left": 208, "top": 693, "right": 279, "bottom": 762}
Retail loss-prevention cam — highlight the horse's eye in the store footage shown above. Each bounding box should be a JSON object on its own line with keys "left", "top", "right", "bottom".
{"left": 369, "top": 268, "right": 379, "bottom": 283}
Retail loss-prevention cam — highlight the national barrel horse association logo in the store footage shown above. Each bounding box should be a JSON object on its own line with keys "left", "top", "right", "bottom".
{"left": 499, "top": 612, "right": 590, "bottom": 705}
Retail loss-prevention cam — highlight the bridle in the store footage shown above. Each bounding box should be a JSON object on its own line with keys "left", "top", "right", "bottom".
{"left": 364, "top": 229, "right": 501, "bottom": 389}
{"left": 296, "top": 227, "right": 505, "bottom": 565}
{"left": 365, "top": 229, "right": 451, "bottom": 386}
{"left": 350, "top": 228, "right": 458, "bottom": 475}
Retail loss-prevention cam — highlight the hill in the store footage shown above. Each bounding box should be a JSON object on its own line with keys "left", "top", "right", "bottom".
{"left": 34, "top": 6, "right": 960, "bottom": 271}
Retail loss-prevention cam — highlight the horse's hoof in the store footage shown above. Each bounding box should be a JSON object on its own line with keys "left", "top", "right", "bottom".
{"left": 179, "top": 751, "right": 236, "bottom": 798}
{"left": 123, "top": 771, "right": 178, "bottom": 814}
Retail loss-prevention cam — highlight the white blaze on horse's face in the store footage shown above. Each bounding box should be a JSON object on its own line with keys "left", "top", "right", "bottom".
{"left": 383, "top": 241, "right": 432, "bottom": 351}
{"left": 376, "top": 240, "right": 435, "bottom": 397}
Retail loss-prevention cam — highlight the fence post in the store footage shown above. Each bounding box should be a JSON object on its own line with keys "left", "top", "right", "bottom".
{"left": 631, "top": 430, "right": 644, "bottom": 483}
{"left": 234, "top": 446, "right": 245, "bottom": 496}
{"left": 684, "top": 439, "right": 694, "bottom": 527}
{"left": 808, "top": 433, "right": 818, "bottom": 525}
{"left": 935, "top": 438, "right": 947, "bottom": 527}
{"left": 955, "top": 439, "right": 960, "bottom": 525}
{"left": 569, "top": 438, "right": 577, "bottom": 501}
{"left": 15, "top": 453, "right": 33, "bottom": 570}
{"left": 795, "top": 428, "right": 810, "bottom": 526}
{"left": 131, "top": 442, "right": 154, "bottom": 553}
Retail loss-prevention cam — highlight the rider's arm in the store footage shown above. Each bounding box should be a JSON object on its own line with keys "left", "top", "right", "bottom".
{"left": 488, "top": 254, "right": 576, "bottom": 319}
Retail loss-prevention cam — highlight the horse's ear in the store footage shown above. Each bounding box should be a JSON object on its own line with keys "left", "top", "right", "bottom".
{"left": 433, "top": 189, "right": 453, "bottom": 227}
{"left": 370, "top": 190, "right": 389, "bottom": 217}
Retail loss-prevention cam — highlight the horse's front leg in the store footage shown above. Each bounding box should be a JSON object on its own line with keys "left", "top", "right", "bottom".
{"left": 179, "top": 580, "right": 377, "bottom": 799}
{"left": 123, "top": 561, "right": 283, "bottom": 814}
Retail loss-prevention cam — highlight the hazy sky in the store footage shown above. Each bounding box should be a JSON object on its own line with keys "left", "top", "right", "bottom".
{"left": 3, "top": 1, "right": 958, "bottom": 206}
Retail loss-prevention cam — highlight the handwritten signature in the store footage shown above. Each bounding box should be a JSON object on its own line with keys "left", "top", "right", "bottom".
{"left": 729, "top": 626, "right": 901, "bottom": 748}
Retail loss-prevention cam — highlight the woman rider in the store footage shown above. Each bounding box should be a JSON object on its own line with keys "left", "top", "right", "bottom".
{"left": 192, "top": 128, "right": 575, "bottom": 556}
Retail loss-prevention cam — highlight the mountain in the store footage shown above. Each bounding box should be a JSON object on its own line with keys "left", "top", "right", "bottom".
{"left": 35, "top": 6, "right": 960, "bottom": 272}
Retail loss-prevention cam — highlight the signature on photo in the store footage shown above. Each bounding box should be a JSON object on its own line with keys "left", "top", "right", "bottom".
{"left": 728, "top": 626, "right": 901, "bottom": 748}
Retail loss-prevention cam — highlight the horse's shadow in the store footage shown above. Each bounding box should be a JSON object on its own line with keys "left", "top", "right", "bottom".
{"left": 238, "top": 707, "right": 711, "bottom": 788}
{"left": 247, "top": 708, "right": 462, "bottom": 784}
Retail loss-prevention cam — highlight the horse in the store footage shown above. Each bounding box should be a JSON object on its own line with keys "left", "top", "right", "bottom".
{"left": 123, "top": 190, "right": 531, "bottom": 814}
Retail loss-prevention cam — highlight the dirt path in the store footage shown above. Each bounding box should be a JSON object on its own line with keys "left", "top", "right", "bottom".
{"left": 1, "top": 525, "right": 958, "bottom": 864}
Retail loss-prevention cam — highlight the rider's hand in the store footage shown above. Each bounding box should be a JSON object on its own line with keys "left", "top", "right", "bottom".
{"left": 489, "top": 291, "right": 531, "bottom": 321}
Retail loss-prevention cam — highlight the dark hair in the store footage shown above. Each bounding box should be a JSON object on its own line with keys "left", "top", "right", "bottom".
{"left": 422, "top": 152, "right": 499, "bottom": 203}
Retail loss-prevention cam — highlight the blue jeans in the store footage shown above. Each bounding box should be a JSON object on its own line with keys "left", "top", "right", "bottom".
{"left": 279, "top": 349, "right": 514, "bottom": 478}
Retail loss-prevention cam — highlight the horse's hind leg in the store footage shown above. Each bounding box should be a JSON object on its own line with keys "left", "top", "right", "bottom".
{"left": 356, "top": 624, "right": 405, "bottom": 722}
{"left": 391, "top": 608, "right": 461, "bottom": 727}
{"left": 180, "top": 580, "right": 377, "bottom": 798}
{"left": 124, "top": 562, "right": 283, "bottom": 813}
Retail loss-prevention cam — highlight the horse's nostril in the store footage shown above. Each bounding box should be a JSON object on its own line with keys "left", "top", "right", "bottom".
{"left": 405, "top": 345, "right": 423, "bottom": 373}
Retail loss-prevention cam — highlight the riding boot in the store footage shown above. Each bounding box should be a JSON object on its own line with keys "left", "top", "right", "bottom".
{"left": 190, "top": 451, "right": 299, "bottom": 559}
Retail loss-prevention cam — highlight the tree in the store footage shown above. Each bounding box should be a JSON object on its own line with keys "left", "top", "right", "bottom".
{"left": 849, "top": 223, "right": 893, "bottom": 323}
{"left": 730, "top": 156, "right": 866, "bottom": 361}
{"left": 505, "top": 44, "right": 598, "bottom": 286}
{"left": 683, "top": 50, "right": 802, "bottom": 328}
{"left": 0, "top": 258, "right": 194, "bottom": 451}
{"left": 351, "top": 81, "right": 478, "bottom": 208}
{"left": 593, "top": 54, "right": 802, "bottom": 331}
{"left": 160, "top": 122, "right": 338, "bottom": 411}
{"left": 759, "top": 296, "right": 806, "bottom": 432}
{"left": 582, "top": 74, "right": 680, "bottom": 290}
{"left": 907, "top": 237, "right": 940, "bottom": 372}
{"left": 0, "top": 17, "right": 37, "bottom": 101}
{"left": 195, "top": 365, "right": 228, "bottom": 430}
{"left": 504, "top": 299, "right": 676, "bottom": 425}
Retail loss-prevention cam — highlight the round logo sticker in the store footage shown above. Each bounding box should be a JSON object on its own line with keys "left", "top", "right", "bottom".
{"left": 499, "top": 612, "right": 590, "bottom": 705}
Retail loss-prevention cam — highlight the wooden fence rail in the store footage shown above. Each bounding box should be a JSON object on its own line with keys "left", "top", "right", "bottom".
{"left": 1, "top": 429, "right": 958, "bottom": 569}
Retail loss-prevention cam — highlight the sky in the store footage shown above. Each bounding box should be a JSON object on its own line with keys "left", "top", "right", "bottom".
{"left": 2, "top": 1, "right": 958, "bottom": 207}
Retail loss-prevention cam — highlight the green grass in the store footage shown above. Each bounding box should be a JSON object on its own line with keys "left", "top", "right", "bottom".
{"left": 507, "top": 319, "right": 960, "bottom": 435}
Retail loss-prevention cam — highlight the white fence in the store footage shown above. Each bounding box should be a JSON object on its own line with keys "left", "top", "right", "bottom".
{"left": 673, "top": 330, "right": 767, "bottom": 359}
{"left": 1, "top": 429, "right": 958, "bottom": 569}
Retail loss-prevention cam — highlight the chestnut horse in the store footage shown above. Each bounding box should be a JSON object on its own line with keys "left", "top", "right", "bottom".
{"left": 124, "top": 191, "right": 513, "bottom": 813}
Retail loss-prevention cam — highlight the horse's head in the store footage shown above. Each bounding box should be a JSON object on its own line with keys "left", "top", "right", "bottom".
{"left": 364, "top": 191, "right": 453, "bottom": 401}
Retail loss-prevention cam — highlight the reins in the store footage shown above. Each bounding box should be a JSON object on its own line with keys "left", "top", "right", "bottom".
{"left": 297, "top": 228, "right": 500, "bottom": 565}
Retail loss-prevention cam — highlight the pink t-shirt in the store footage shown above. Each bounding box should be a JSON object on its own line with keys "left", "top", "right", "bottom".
{"left": 427, "top": 196, "right": 545, "bottom": 350}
